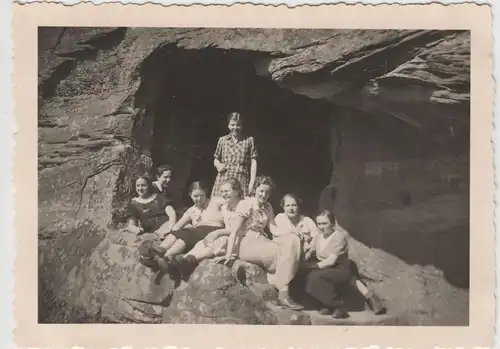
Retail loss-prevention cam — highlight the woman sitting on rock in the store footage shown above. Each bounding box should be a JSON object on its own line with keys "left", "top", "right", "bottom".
{"left": 138, "top": 181, "right": 226, "bottom": 269}
{"left": 291, "top": 209, "right": 386, "bottom": 317}
{"left": 274, "top": 193, "right": 318, "bottom": 260}
{"left": 125, "top": 174, "right": 177, "bottom": 238}
{"left": 213, "top": 175, "right": 304, "bottom": 310}
{"left": 293, "top": 209, "right": 352, "bottom": 318}
{"left": 165, "top": 178, "right": 245, "bottom": 277}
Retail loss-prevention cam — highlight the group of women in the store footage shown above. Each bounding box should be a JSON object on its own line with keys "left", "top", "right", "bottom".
{"left": 124, "top": 112, "right": 385, "bottom": 319}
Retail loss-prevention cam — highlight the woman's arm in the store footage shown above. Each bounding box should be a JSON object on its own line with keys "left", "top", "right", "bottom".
{"left": 213, "top": 138, "right": 225, "bottom": 173}
{"left": 248, "top": 159, "right": 257, "bottom": 194}
{"left": 164, "top": 205, "right": 177, "bottom": 231}
{"left": 269, "top": 214, "right": 288, "bottom": 238}
{"left": 214, "top": 158, "right": 225, "bottom": 173}
{"left": 316, "top": 254, "right": 339, "bottom": 269}
{"left": 224, "top": 216, "right": 245, "bottom": 258}
{"left": 204, "top": 228, "right": 231, "bottom": 244}
{"left": 171, "top": 208, "right": 192, "bottom": 231}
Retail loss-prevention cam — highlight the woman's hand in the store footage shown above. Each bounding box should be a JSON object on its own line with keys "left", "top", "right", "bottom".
{"left": 291, "top": 229, "right": 304, "bottom": 241}
{"left": 304, "top": 248, "right": 313, "bottom": 261}
{"left": 217, "top": 163, "right": 227, "bottom": 173}
{"left": 213, "top": 253, "right": 237, "bottom": 266}
{"left": 136, "top": 227, "right": 145, "bottom": 235}
{"left": 155, "top": 227, "right": 171, "bottom": 240}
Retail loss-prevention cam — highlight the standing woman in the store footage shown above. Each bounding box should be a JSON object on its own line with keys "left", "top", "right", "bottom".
{"left": 212, "top": 112, "right": 258, "bottom": 198}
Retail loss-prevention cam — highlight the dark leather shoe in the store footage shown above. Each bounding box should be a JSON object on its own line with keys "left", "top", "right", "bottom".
{"left": 138, "top": 256, "right": 159, "bottom": 271}
{"left": 332, "top": 307, "right": 349, "bottom": 319}
{"left": 319, "top": 308, "right": 333, "bottom": 316}
{"left": 176, "top": 255, "right": 198, "bottom": 278}
{"left": 366, "top": 292, "right": 387, "bottom": 315}
{"left": 278, "top": 294, "right": 304, "bottom": 310}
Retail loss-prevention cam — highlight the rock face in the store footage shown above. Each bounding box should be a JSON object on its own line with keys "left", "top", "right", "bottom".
{"left": 163, "top": 260, "right": 279, "bottom": 325}
{"left": 75, "top": 231, "right": 175, "bottom": 323}
{"left": 38, "top": 28, "right": 470, "bottom": 325}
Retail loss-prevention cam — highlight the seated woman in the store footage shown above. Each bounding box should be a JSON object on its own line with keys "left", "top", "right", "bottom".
{"left": 138, "top": 181, "right": 225, "bottom": 269}
{"left": 125, "top": 174, "right": 177, "bottom": 237}
{"left": 294, "top": 209, "right": 352, "bottom": 319}
{"left": 166, "top": 178, "right": 245, "bottom": 276}
{"left": 274, "top": 193, "right": 319, "bottom": 259}
{"left": 213, "top": 175, "right": 304, "bottom": 310}
{"left": 292, "top": 209, "right": 387, "bottom": 316}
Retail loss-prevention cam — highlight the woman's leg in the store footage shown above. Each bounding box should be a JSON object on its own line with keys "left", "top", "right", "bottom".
{"left": 155, "top": 220, "right": 172, "bottom": 237}
{"left": 238, "top": 233, "right": 303, "bottom": 309}
{"left": 266, "top": 234, "right": 302, "bottom": 291}
{"left": 188, "top": 240, "right": 217, "bottom": 260}
{"left": 159, "top": 234, "right": 177, "bottom": 250}
{"left": 237, "top": 234, "right": 277, "bottom": 270}
{"left": 348, "top": 260, "right": 386, "bottom": 314}
{"left": 164, "top": 239, "right": 187, "bottom": 258}
{"left": 161, "top": 226, "right": 216, "bottom": 258}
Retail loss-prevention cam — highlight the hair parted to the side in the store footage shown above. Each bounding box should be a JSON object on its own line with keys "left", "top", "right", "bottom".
{"left": 222, "top": 177, "right": 244, "bottom": 199}
{"left": 252, "top": 175, "right": 275, "bottom": 195}
{"left": 134, "top": 173, "right": 155, "bottom": 196}
{"left": 155, "top": 164, "right": 173, "bottom": 177}
{"left": 188, "top": 181, "right": 209, "bottom": 196}
{"left": 280, "top": 193, "right": 302, "bottom": 210}
{"left": 228, "top": 111, "right": 244, "bottom": 126}
{"left": 316, "top": 209, "right": 337, "bottom": 226}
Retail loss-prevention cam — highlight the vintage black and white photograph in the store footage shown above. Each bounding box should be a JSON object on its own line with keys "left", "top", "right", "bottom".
{"left": 38, "top": 27, "right": 471, "bottom": 326}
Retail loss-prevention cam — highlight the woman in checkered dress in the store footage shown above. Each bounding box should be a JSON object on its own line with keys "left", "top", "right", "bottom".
{"left": 212, "top": 112, "right": 258, "bottom": 198}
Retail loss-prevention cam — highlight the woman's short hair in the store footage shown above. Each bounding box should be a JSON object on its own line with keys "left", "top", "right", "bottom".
{"left": 316, "top": 209, "right": 337, "bottom": 225}
{"left": 253, "top": 176, "right": 275, "bottom": 194}
{"left": 280, "top": 193, "right": 302, "bottom": 210}
{"left": 135, "top": 174, "right": 155, "bottom": 195}
{"left": 188, "top": 181, "right": 209, "bottom": 195}
{"left": 222, "top": 177, "right": 244, "bottom": 198}
{"left": 155, "top": 164, "right": 173, "bottom": 177}
{"left": 228, "top": 112, "right": 244, "bottom": 126}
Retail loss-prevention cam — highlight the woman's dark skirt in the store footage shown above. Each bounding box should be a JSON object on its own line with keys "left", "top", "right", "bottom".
{"left": 170, "top": 225, "right": 221, "bottom": 251}
{"left": 292, "top": 257, "right": 352, "bottom": 308}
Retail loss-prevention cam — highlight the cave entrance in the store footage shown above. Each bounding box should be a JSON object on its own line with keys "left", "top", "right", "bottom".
{"left": 147, "top": 47, "right": 334, "bottom": 216}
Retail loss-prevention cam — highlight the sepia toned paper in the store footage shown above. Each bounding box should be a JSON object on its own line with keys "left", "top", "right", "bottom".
{"left": 13, "top": 2, "right": 494, "bottom": 349}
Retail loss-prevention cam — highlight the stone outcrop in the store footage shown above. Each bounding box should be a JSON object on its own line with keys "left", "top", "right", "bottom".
{"left": 38, "top": 28, "right": 470, "bottom": 325}
{"left": 162, "top": 260, "right": 279, "bottom": 325}
{"left": 74, "top": 231, "right": 175, "bottom": 323}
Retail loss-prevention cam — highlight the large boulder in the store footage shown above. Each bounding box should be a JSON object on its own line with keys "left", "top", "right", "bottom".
{"left": 162, "top": 259, "right": 312, "bottom": 325}
{"left": 38, "top": 144, "right": 152, "bottom": 323}
{"left": 74, "top": 231, "right": 176, "bottom": 323}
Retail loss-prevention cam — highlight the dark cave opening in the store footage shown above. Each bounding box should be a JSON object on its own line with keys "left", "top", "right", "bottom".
{"left": 144, "top": 48, "right": 335, "bottom": 216}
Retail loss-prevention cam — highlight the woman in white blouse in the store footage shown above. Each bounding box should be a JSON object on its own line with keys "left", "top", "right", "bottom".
{"left": 274, "top": 193, "right": 319, "bottom": 260}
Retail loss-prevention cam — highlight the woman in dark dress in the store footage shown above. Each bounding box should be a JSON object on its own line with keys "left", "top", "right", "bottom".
{"left": 125, "top": 175, "right": 177, "bottom": 238}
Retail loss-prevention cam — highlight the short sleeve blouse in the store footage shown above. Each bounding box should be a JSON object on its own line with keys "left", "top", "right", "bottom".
{"left": 235, "top": 198, "right": 274, "bottom": 235}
